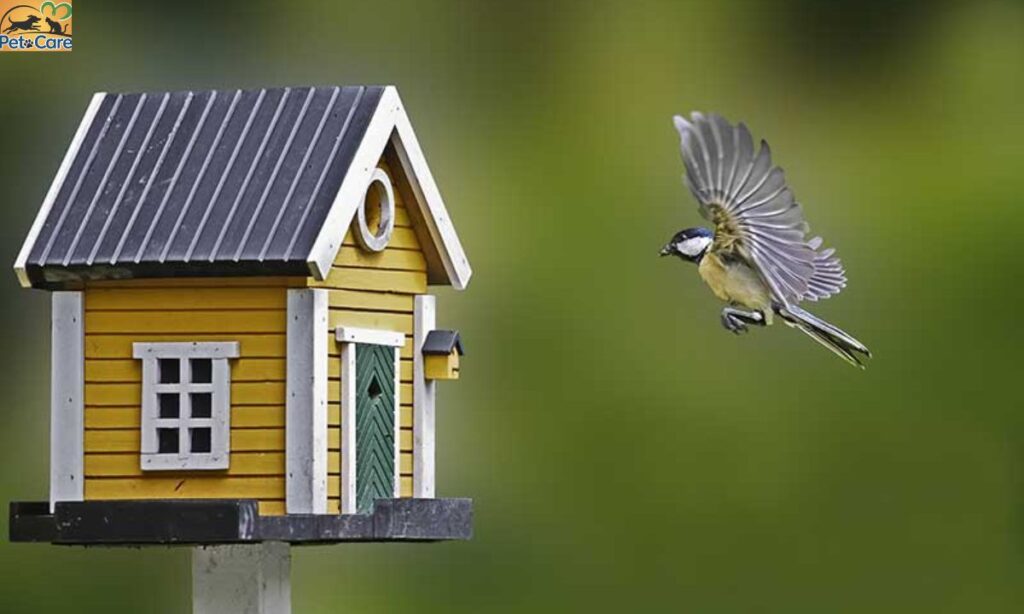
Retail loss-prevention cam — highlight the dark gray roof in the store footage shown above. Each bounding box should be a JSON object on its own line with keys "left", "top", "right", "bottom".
{"left": 422, "top": 330, "right": 463, "bottom": 355}
{"left": 22, "top": 85, "right": 384, "bottom": 286}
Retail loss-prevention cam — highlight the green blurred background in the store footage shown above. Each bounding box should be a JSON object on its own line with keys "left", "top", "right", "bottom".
{"left": 2, "top": 0, "right": 1024, "bottom": 611}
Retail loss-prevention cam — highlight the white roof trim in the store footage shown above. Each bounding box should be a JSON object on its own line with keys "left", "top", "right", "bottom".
{"left": 14, "top": 92, "right": 107, "bottom": 288}
{"left": 306, "top": 86, "right": 472, "bottom": 289}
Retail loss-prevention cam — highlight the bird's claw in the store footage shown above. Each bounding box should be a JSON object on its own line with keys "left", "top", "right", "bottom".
{"left": 721, "top": 312, "right": 748, "bottom": 335}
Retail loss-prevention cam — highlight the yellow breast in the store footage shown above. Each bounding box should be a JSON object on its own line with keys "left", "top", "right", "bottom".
{"left": 698, "top": 252, "right": 771, "bottom": 310}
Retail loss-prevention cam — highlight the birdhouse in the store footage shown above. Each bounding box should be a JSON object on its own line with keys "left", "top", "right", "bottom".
{"left": 8, "top": 85, "right": 473, "bottom": 611}
{"left": 423, "top": 329, "right": 463, "bottom": 380}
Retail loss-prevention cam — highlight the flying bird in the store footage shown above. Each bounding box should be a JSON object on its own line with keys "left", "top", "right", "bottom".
{"left": 660, "top": 112, "right": 871, "bottom": 368}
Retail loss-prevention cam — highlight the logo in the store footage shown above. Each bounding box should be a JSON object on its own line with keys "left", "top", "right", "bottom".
{"left": 0, "top": 1, "right": 72, "bottom": 52}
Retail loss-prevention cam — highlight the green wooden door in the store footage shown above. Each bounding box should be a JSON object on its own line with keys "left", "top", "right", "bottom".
{"left": 355, "top": 343, "right": 396, "bottom": 514}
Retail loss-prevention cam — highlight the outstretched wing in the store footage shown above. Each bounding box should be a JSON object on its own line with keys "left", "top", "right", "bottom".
{"left": 803, "top": 236, "right": 846, "bottom": 301}
{"left": 673, "top": 112, "right": 844, "bottom": 305}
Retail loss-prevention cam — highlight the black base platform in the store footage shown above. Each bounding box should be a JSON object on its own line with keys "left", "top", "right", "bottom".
{"left": 9, "top": 498, "right": 472, "bottom": 546}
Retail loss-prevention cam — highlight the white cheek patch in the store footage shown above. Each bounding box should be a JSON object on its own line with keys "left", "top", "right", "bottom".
{"left": 677, "top": 236, "right": 711, "bottom": 257}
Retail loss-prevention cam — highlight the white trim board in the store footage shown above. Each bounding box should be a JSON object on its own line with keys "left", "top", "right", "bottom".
{"left": 133, "top": 341, "right": 240, "bottom": 359}
{"left": 339, "top": 343, "right": 357, "bottom": 513}
{"left": 413, "top": 295, "right": 437, "bottom": 498}
{"left": 306, "top": 86, "right": 472, "bottom": 290}
{"left": 391, "top": 344, "right": 402, "bottom": 499}
{"left": 390, "top": 101, "right": 472, "bottom": 290}
{"left": 335, "top": 326, "right": 405, "bottom": 347}
{"left": 50, "top": 291, "right": 84, "bottom": 512}
{"left": 286, "top": 289, "right": 329, "bottom": 514}
{"left": 15, "top": 93, "right": 107, "bottom": 288}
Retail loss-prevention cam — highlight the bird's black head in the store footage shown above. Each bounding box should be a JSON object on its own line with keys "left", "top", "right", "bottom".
{"left": 660, "top": 227, "right": 713, "bottom": 263}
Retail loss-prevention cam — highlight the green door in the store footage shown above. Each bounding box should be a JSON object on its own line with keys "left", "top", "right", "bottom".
{"left": 355, "top": 343, "right": 396, "bottom": 514}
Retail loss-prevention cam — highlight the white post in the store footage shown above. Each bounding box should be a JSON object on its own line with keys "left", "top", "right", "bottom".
{"left": 413, "top": 295, "right": 436, "bottom": 498}
{"left": 192, "top": 543, "right": 291, "bottom": 614}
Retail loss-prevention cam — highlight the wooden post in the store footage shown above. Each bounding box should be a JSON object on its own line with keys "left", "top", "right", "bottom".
{"left": 192, "top": 543, "right": 291, "bottom": 613}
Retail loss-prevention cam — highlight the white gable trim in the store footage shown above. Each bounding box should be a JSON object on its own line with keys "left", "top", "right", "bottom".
{"left": 389, "top": 100, "right": 472, "bottom": 290}
{"left": 15, "top": 93, "right": 107, "bottom": 288}
{"left": 306, "top": 86, "right": 472, "bottom": 290}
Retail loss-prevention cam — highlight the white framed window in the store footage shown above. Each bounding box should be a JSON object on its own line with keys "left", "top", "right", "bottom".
{"left": 132, "top": 342, "right": 239, "bottom": 471}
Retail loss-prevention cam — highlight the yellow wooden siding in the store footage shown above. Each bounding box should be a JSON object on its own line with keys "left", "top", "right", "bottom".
{"left": 82, "top": 283, "right": 290, "bottom": 514}
{"left": 323, "top": 158, "right": 423, "bottom": 510}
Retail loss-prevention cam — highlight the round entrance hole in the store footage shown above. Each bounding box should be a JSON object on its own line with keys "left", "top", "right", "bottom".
{"left": 356, "top": 168, "right": 395, "bottom": 252}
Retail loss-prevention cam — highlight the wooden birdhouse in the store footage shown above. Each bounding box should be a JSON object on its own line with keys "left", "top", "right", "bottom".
{"left": 9, "top": 85, "right": 473, "bottom": 612}
{"left": 423, "top": 330, "right": 463, "bottom": 380}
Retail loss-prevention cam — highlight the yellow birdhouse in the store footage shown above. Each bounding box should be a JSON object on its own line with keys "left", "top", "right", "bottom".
{"left": 9, "top": 85, "right": 474, "bottom": 563}
{"left": 423, "top": 330, "right": 463, "bottom": 380}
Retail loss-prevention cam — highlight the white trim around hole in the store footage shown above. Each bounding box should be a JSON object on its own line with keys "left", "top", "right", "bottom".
{"left": 355, "top": 167, "right": 395, "bottom": 252}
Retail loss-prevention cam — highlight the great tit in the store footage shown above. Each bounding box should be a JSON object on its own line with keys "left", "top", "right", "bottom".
{"left": 661, "top": 112, "right": 871, "bottom": 368}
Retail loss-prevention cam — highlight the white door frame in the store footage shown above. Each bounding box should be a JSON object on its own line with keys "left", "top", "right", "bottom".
{"left": 334, "top": 326, "right": 404, "bottom": 514}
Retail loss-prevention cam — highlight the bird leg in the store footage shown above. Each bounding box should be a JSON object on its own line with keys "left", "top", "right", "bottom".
{"left": 720, "top": 307, "right": 766, "bottom": 335}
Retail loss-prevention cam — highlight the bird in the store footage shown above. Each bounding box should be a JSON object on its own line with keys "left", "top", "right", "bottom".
{"left": 660, "top": 112, "right": 871, "bottom": 368}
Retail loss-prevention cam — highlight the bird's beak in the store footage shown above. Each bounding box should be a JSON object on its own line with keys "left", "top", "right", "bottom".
{"left": 659, "top": 244, "right": 672, "bottom": 257}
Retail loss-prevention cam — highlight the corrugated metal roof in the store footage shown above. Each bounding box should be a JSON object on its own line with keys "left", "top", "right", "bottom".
{"left": 21, "top": 85, "right": 384, "bottom": 285}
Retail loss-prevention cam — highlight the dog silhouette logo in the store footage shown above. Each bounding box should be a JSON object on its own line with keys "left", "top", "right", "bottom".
{"left": 0, "top": 1, "right": 72, "bottom": 52}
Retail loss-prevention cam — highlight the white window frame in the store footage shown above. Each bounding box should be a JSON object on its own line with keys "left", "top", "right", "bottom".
{"left": 335, "top": 327, "right": 404, "bottom": 514}
{"left": 133, "top": 342, "right": 239, "bottom": 471}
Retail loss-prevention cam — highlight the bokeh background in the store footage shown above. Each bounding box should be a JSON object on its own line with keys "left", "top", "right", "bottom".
{"left": 2, "top": 0, "right": 1023, "bottom": 611}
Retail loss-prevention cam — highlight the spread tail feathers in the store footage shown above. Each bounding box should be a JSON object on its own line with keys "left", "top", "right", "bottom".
{"left": 775, "top": 303, "right": 871, "bottom": 369}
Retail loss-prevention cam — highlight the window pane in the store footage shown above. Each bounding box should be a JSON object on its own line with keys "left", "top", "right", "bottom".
{"left": 158, "top": 393, "right": 180, "bottom": 418}
{"left": 190, "top": 392, "right": 212, "bottom": 418}
{"left": 157, "top": 428, "right": 179, "bottom": 454}
{"left": 158, "top": 358, "right": 180, "bottom": 384}
{"left": 191, "top": 358, "right": 212, "bottom": 384}
{"left": 191, "top": 428, "right": 212, "bottom": 454}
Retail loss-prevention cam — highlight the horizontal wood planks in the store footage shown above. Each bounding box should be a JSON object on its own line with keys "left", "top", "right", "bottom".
{"left": 311, "top": 267, "right": 426, "bottom": 294}
{"left": 83, "top": 280, "right": 291, "bottom": 513}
